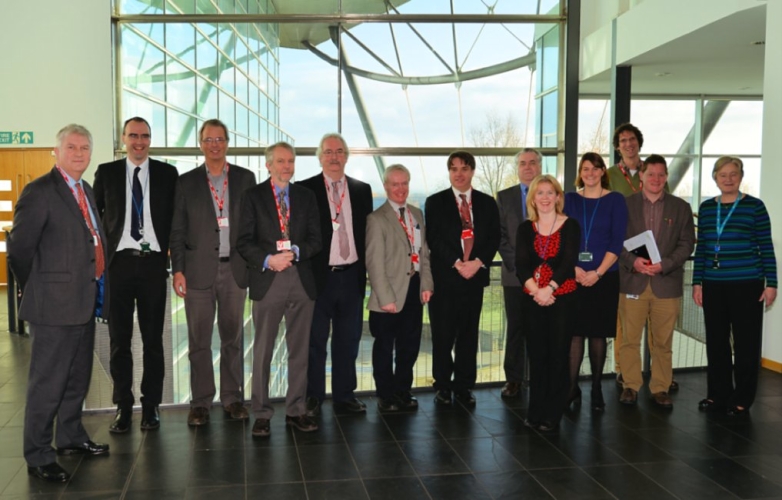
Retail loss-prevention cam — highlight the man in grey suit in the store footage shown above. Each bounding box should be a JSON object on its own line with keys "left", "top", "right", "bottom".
{"left": 237, "top": 142, "right": 321, "bottom": 437}
{"left": 496, "top": 148, "right": 542, "bottom": 398}
{"left": 366, "top": 165, "right": 433, "bottom": 412}
{"left": 618, "top": 154, "right": 694, "bottom": 408}
{"left": 8, "top": 124, "right": 110, "bottom": 483}
{"left": 170, "top": 119, "right": 256, "bottom": 426}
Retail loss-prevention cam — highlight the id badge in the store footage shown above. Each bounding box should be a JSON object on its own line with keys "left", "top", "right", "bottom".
{"left": 411, "top": 253, "right": 419, "bottom": 264}
{"left": 578, "top": 251, "right": 593, "bottom": 262}
{"left": 217, "top": 217, "right": 229, "bottom": 228}
{"left": 461, "top": 228, "right": 474, "bottom": 240}
{"left": 625, "top": 294, "right": 640, "bottom": 300}
{"left": 140, "top": 241, "right": 151, "bottom": 254}
{"left": 712, "top": 259, "right": 720, "bottom": 269}
{"left": 277, "top": 239, "right": 292, "bottom": 251}
{"left": 331, "top": 220, "right": 340, "bottom": 231}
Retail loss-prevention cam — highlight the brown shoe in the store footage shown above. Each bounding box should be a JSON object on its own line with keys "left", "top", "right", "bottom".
{"left": 501, "top": 382, "right": 521, "bottom": 399}
{"left": 252, "top": 418, "right": 271, "bottom": 437}
{"left": 285, "top": 415, "right": 318, "bottom": 432}
{"left": 187, "top": 407, "right": 210, "bottom": 426}
{"left": 651, "top": 391, "right": 673, "bottom": 408}
{"left": 619, "top": 388, "right": 638, "bottom": 406}
{"left": 223, "top": 402, "right": 249, "bottom": 420}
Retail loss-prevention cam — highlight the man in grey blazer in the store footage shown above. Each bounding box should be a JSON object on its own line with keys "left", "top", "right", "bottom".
{"left": 237, "top": 142, "right": 321, "bottom": 437}
{"left": 496, "top": 148, "right": 542, "bottom": 398}
{"left": 8, "top": 124, "right": 110, "bottom": 483}
{"left": 169, "top": 119, "right": 257, "bottom": 426}
{"left": 617, "top": 155, "right": 694, "bottom": 408}
{"left": 366, "top": 165, "right": 433, "bottom": 411}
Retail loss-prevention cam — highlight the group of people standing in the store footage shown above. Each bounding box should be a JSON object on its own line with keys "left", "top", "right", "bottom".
{"left": 7, "top": 118, "right": 776, "bottom": 483}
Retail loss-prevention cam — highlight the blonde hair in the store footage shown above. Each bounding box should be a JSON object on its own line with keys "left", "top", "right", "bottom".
{"left": 712, "top": 156, "right": 744, "bottom": 180}
{"left": 526, "top": 174, "right": 564, "bottom": 222}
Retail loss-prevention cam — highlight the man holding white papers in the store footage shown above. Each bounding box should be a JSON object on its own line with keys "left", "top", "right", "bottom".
{"left": 617, "top": 155, "right": 694, "bottom": 408}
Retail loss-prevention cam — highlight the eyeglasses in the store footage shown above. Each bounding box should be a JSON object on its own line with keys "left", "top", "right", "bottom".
{"left": 202, "top": 137, "right": 228, "bottom": 144}
{"left": 126, "top": 133, "right": 151, "bottom": 140}
{"left": 322, "top": 149, "right": 346, "bottom": 157}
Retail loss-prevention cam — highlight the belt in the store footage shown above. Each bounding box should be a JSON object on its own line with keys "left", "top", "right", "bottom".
{"left": 219, "top": 256, "right": 230, "bottom": 263}
{"left": 116, "top": 249, "right": 160, "bottom": 258}
{"left": 329, "top": 261, "right": 357, "bottom": 272}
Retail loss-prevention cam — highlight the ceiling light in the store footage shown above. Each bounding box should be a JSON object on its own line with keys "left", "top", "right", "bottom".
{"left": 752, "top": 40, "right": 765, "bottom": 45}
{"left": 655, "top": 72, "right": 672, "bottom": 77}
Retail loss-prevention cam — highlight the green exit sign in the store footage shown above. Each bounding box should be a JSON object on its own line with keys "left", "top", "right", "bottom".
{"left": 0, "top": 131, "right": 34, "bottom": 145}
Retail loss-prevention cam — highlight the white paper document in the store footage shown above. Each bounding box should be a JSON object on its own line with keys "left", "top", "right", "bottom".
{"left": 624, "top": 230, "right": 662, "bottom": 264}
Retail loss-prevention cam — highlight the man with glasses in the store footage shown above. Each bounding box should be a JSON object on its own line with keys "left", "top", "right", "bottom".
{"left": 496, "top": 148, "right": 542, "bottom": 398}
{"left": 94, "top": 117, "right": 178, "bottom": 433}
{"left": 299, "top": 133, "right": 373, "bottom": 416}
{"left": 170, "top": 118, "right": 256, "bottom": 426}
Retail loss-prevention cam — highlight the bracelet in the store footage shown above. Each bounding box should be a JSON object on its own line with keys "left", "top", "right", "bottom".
{"left": 548, "top": 283, "right": 557, "bottom": 291}
{"left": 595, "top": 271, "right": 603, "bottom": 279}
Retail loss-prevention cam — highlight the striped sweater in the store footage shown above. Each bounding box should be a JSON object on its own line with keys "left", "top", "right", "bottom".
{"left": 693, "top": 194, "right": 777, "bottom": 287}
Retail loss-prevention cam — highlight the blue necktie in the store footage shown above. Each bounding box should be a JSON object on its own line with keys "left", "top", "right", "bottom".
{"left": 521, "top": 185, "right": 528, "bottom": 220}
{"left": 131, "top": 166, "right": 143, "bottom": 241}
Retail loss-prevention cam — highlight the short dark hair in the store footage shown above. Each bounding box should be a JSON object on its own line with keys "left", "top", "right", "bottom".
{"left": 123, "top": 116, "right": 151, "bottom": 134}
{"left": 612, "top": 123, "right": 644, "bottom": 149}
{"left": 447, "top": 151, "right": 476, "bottom": 170}
{"left": 641, "top": 154, "right": 668, "bottom": 174}
{"left": 199, "top": 119, "right": 229, "bottom": 142}
{"left": 575, "top": 152, "right": 611, "bottom": 189}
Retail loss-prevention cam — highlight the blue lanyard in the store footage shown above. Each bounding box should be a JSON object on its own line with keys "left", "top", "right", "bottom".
{"left": 581, "top": 190, "right": 602, "bottom": 252}
{"left": 715, "top": 191, "right": 741, "bottom": 250}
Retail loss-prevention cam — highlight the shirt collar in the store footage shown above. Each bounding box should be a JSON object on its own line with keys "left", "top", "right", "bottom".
{"left": 451, "top": 186, "right": 472, "bottom": 200}
{"left": 126, "top": 157, "right": 150, "bottom": 173}
{"left": 388, "top": 200, "right": 406, "bottom": 211}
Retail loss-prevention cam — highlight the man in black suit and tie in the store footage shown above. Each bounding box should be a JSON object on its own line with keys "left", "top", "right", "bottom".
{"left": 237, "top": 142, "right": 321, "bottom": 437}
{"left": 425, "top": 151, "right": 500, "bottom": 407}
{"left": 298, "top": 133, "right": 373, "bottom": 416}
{"left": 94, "top": 117, "right": 178, "bottom": 433}
{"left": 496, "top": 148, "right": 542, "bottom": 398}
{"left": 8, "top": 124, "right": 110, "bottom": 482}
{"left": 170, "top": 119, "right": 257, "bottom": 426}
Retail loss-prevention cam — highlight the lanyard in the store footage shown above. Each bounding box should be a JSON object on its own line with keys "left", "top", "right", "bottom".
{"left": 271, "top": 182, "right": 290, "bottom": 238}
{"left": 618, "top": 161, "right": 640, "bottom": 193}
{"left": 56, "top": 166, "right": 96, "bottom": 236}
{"left": 715, "top": 191, "right": 741, "bottom": 249}
{"left": 207, "top": 164, "right": 229, "bottom": 215}
{"left": 581, "top": 189, "right": 603, "bottom": 252}
{"left": 396, "top": 206, "right": 415, "bottom": 250}
{"left": 325, "top": 176, "right": 347, "bottom": 220}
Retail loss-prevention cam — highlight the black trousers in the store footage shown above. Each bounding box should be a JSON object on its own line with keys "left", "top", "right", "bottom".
{"left": 525, "top": 292, "right": 574, "bottom": 424}
{"left": 369, "top": 274, "right": 423, "bottom": 399}
{"left": 702, "top": 280, "right": 765, "bottom": 409}
{"left": 503, "top": 285, "right": 526, "bottom": 383}
{"left": 428, "top": 283, "right": 484, "bottom": 392}
{"left": 108, "top": 252, "right": 168, "bottom": 408}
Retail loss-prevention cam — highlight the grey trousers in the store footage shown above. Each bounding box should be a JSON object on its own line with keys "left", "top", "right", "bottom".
{"left": 251, "top": 267, "right": 314, "bottom": 420}
{"left": 185, "top": 261, "right": 247, "bottom": 408}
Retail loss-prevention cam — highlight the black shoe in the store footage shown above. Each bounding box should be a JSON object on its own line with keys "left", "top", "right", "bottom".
{"left": 434, "top": 390, "right": 452, "bottom": 405}
{"left": 377, "top": 397, "right": 400, "bottom": 412}
{"left": 591, "top": 388, "right": 605, "bottom": 412}
{"left": 669, "top": 379, "right": 680, "bottom": 392}
{"left": 286, "top": 415, "right": 319, "bottom": 432}
{"left": 334, "top": 398, "right": 367, "bottom": 413}
{"left": 395, "top": 391, "right": 419, "bottom": 409}
{"left": 727, "top": 405, "right": 749, "bottom": 417}
{"left": 306, "top": 396, "right": 321, "bottom": 417}
{"left": 455, "top": 390, "right": 476, "bottom": 407}
{"left": 252, "top": 418, "right": 271, "bottom": 438}
{"left": 501, "top": 382, "right": 521, "bottom": 399}
{"left": 108, "top": 407, "right": 132, "bottom": 434}
{"left": 536, "top": 420, "right": 559, "bottom": 432}
{"left": 567, "top": 387, "right": 582, "bottom": 410}
{"left": 140, "top": 405, "right": 160, "bottom": 430}
{"left": 28, "top": 462, "right": 70, "bottom": 483}
{"left": 56, "top": 440, "right": 109, "bottom": 456}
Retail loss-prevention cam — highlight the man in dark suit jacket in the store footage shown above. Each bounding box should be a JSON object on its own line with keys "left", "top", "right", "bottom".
{"left": 298, "top": 133, "right": 373, "bottom": 416}
{"left": 425, "top": 151, "right": 500, "bottom": 407}
{"left": 93, "top": 117, "right": 178, "bottom": 433}
{"left": 8, "top": 124, "right": 110, "bottom": 483}
{"left": 617, "top": 155, "right": 694, "bottom": 409}
{"left": 169, "top": 119, "right": 257, "bottom": 426}
{"left": 496, "top": 148, "right": 542, "bottom": 398}
{"left": 237, "top": 142, "right": 321, "bottom": 437}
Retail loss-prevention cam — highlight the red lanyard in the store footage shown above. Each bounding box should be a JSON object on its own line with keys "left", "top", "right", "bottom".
{"left": 618, "top": 161, "right": 640, "bottom": 193}
{"left": 56, "top": 166, "right": 93, "bottom": 230}
{"left": 271, "top": 182, "right": 290, "bottom": 238}
{"left": 324, "top": 176, "right": 347, "bottom": 220}
{"left": 396, "top": 207, "right": 415, "bottom": 249}
{"left": 207, "top": 163, "right": 230, "bottom": 215}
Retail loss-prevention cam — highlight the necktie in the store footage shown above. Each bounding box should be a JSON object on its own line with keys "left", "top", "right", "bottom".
{"left": 332, "top": 181, "right": 350, "bottom": 260}
{"left": 279, "top": 191, "right": 289, "bottom": 239}
{"left": 131, "top": 166, "right": 143, "bottom": 241}
{"left": 75, "top": 183, "right": 105, "bottom": 279}
{"left": 521, "top": 185, "right": 528, "bottom": 220}
{"left": 459, "top": 194, "right": 474, "bottom": 262}
{"left": 399, "top": 206, "right": 405, "bottom": 220}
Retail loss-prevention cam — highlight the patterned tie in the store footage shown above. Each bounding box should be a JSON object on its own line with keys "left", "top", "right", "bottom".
{"left": 459, "top": 194, "right": 474, "bottom": 262}
{"left": 279, "top": 190, "right": 289, "bottom": 239}
{"left": 75, "top": 183, "right": 105, "bottom": 279}
{"left": 131, "top": 166, "right": 143, "bottom": 241}
{"left": 332, "top": 181, "right": 350, "bottom": 260}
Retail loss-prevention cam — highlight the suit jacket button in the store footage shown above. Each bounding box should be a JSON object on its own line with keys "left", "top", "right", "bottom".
{"left": 92, "top": 278, "right": 97, "bottom": 282}
{"left": 215, "top": 247, "right": 219, "bottom": 251}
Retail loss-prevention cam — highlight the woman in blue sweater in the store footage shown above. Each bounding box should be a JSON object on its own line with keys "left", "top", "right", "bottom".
{"left": 693, "top": 156, "right": 777, "bottom": 416}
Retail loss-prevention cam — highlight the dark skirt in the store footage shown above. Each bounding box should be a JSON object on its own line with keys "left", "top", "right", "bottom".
{"left": 572, "top": 270, "right": 619, "bottom": 338}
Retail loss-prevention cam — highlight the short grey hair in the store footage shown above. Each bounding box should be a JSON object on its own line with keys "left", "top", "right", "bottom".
{"left": 383, "top": 164, "right": 410, "bottom": 184}
{"left": 56, "top": 124, "right": 93, "bottom": 150}
{"left": 513, "top": 147, "right": 542, "bottom": 165}
{"left": 316, "top": 132, "right": 350, "bottom": 159}
{"left": 265, "top": 141, "right": 296, "bottom": 163}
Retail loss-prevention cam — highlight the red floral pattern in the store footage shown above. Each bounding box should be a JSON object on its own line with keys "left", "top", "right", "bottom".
{"left": 525, "top": 227, "right": 577, "bottom": 295}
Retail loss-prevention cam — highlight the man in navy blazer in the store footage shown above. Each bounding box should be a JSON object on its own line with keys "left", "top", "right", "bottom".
{"left": 237, "top": 142, "right": 321, "bottom": 437}
{"left": 94, "top": 117, "right": 178, "bottom": 433}
{"left": 425, "top": 151, "right": 500, "bottom": 407}
{"left": 8, "top": 124, "right": 110, "bottom": 482}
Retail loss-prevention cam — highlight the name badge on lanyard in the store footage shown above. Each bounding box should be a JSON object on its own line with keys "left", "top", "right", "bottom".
{"left": 277, "top": 240, "right": 291, "bottom": 251}
{"left": 461, "top": 228, "right": 474, "bottom": 240}
{"left": 217, "top": 217, "right": 229, "bottom": 228}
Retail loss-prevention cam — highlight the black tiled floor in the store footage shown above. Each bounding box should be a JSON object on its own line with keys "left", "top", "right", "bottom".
{"left": 2, "top": 329, "right": 782, "bottom": 499}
